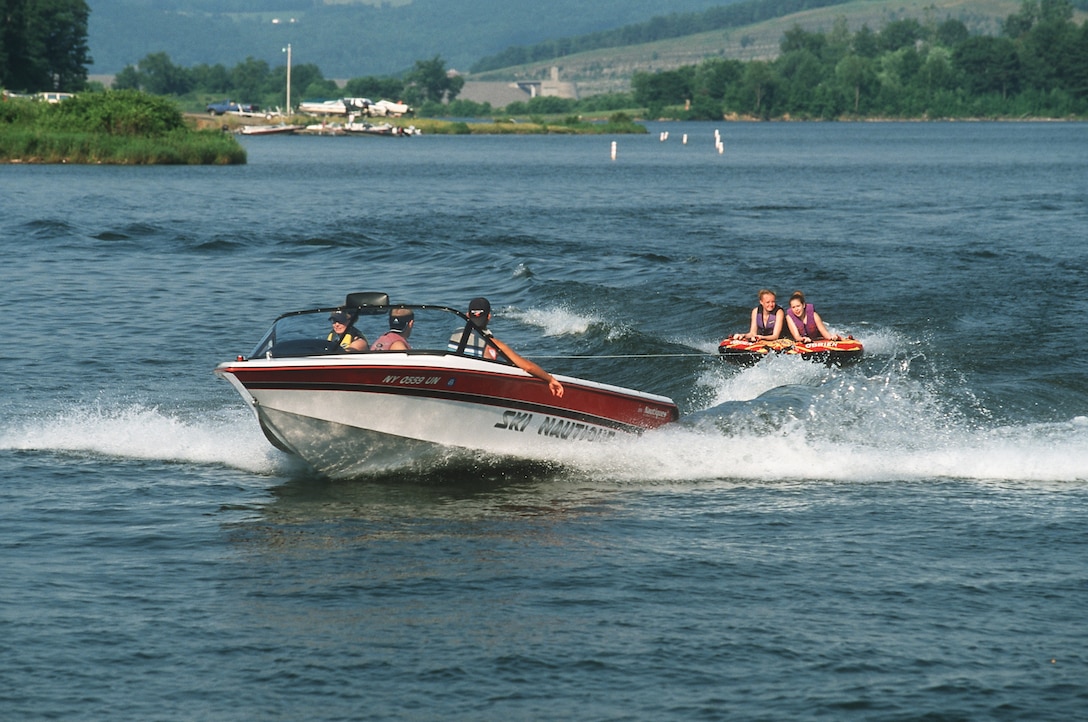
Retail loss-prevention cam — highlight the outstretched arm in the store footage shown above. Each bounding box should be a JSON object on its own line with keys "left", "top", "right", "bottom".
{"left": 489, "top": 336, "right": 564, "bottom": 397}
{"left": 813, "top": 312, "right": 841, "bottom": 341}
{"left": 785, "top": 315, "right": 802, "bottom": 341}
{"left": 770, "top": 309, "right": 785, "bottom": 340}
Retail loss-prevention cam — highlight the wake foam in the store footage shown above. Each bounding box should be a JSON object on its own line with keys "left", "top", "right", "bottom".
{"left": 504, "top": 304, "right": 604, "bottom": 338}
{"left": 0, "top": 403, "right": 285, "bottom": 475}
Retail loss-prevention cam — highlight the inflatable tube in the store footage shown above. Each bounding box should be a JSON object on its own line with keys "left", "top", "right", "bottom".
{"left": 718, "top": 337, "right": 863, "bottom": 366}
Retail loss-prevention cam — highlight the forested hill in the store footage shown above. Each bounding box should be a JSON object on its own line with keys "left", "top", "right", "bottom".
{"left": 470, "top": 0, "right": 1087, "bottom": 96}
{"left": 471, "top": 0, "right": 852, "bottom": 73}
{"left": 86, "top": 0, "right": 736, "bottom": 76}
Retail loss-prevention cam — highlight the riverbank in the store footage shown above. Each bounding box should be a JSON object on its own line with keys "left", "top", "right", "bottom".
{"left": 192, "top": 112, "right": 648, "bottom": 135}
{"left": 1, "top": 91, "right": 246, "bottom": 165}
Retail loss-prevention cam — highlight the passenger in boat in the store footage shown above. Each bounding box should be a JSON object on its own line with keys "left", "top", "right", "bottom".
{"left": 448, "top": 297, "right": 506, "bottom": 361}
{"left": 785, "top": 291, "right": 843, "bottom": 343}
{"left": 327, "top": 310, "right": 369, "bottom": 352}
{"left": 370, "top": 308, "right": 414, "bottom": 351}
{"left": 733, "top": 289, "right": 785, "bottom": 341}
{"left": 448, "top": 297, "right": 564, "bottom": 397}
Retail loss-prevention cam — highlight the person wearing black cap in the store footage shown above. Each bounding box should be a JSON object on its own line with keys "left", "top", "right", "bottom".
{"left": 448, "top": 297, "right": 564, "bottom": 397}
{"left": 327, "top": 310, "right": 368, "bottom": 352}
{"left": 370, "top": 308, "right": 414, "bottom": 351}
{"left": 448, "top": 297, "right": 502, "bottom": 360}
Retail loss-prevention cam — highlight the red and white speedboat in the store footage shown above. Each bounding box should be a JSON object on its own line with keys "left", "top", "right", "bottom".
{"left": 215, "top": 293, "right": 679, "bottom": 477}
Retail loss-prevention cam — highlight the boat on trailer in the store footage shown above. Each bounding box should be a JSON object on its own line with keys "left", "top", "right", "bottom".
{"left": 215, "top": 292, "right": 679, "bottom": 477}
{"left": 718, "top": 336, "right": 863, "bottom": 366}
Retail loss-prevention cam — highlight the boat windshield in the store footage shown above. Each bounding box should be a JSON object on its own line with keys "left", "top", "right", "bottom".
{"left": 248, "top": 304, "right": 502, "bottom": 360}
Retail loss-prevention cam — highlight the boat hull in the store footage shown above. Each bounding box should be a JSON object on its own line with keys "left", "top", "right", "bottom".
{"left": 718, "top": 337, "right": 863, "bottom": 366}
{"left": 216, "top": 353, "right": 678, "bottom": 477}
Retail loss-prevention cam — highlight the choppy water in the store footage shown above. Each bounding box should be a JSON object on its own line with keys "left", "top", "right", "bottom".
{"left": 2, "top": 122, "right": 1087, "bottom": 720}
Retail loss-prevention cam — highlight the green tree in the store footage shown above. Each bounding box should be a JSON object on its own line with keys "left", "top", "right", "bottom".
{"left": 137, "top": 52, "right": 193, "bottom": 96}
{"left": 693, "top": 57, "right": 744, "bottom": 100}
{"left": 111, "top": 64, "right": 141, "bottom": 91}
{"left": 1018, "top": 0, "right": 1078, "bottom": 91}
{"left": 836, "top": 54, "right": 877, "bottom": 113}
{"left": 917, "top": 47, "right": 961, "bottom": 97}
{"left": 230, "top": 57, "right": 270, "bottom": 104}
{"left": 880, "top": 18, "right": 927, "bottom": 52}
{"left": 1067, "top": 21, "right": 1088, "bottom": 99}
{"left": 404, "top": 55, "right": 463, "bottom": 104}
{"left": 1003, "top": 0, "right": 1040, "bottom": 38}
{"left": 936, "top": 19, "right": 969, "bottom": 48}
{"left": 190, "top": 63, "right": 232, "bottom": 95}
{"left": 853, "top": 25, "right": 880, "bottom": 59}
{"left": 632, "top": 66, "right": 694, "bottom": 106}
{"left": 825, "top": 16, "right": 853, "bottom": 67}
{"left": 954, "top": 36, "right": 1022, "bottom": 98}
{"left": 738, "top": 61, "right": 777, "bottom": 117}
{"left": 344, "top": 75, "right": 406, "bottom": 100}
{"left": 1, "top": 0, "right": 90, "bottom": 91}
{"left": 776, "top": 49, "right": 828, "bottom": 116}
{"left": 276, "top": 62, "right": 332, "bottom": 100}
{"left": 781, "top": 25, "right": 827, "bottom": 57}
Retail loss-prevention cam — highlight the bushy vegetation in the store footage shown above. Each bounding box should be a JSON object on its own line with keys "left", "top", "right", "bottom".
{"left": 0, "top": 90, "right": 245, "bottom": 164}
{"left": 632, "top": 1, "right": 1088, "bottom": 119}
{"left": 114, "top": 53, "right": 463, "bottom": 113}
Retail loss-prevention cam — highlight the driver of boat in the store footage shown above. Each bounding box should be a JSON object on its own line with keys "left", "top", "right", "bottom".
{"left": 448, "top": 297, "right": 564, "bottom": 398}
{"left": 448, "top": 297, "right": 508, "bottom": 362}
{"left": 370, "top": 308, "right": 414, "bottom": 351}
{"left": 734, "top": 288, "right": 785, "bottom": 342}
{"left": 328, "top": 311, "right": 368, "bottom": 353}
{"left": 785, "top": 291, "right": 843, "bottom": 343}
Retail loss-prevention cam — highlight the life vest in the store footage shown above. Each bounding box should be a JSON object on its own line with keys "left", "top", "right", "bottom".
{"left": 327, "top": 328, "right": 365, "bottom": 351}
{"left": 448, "top": 325, "right": 504, "bottom": 362}
{"left": 371, "top": 330, "right": 410, "bottom": 351}
{"left": 756, "top": 306, "right": 783, "bottom": 336}
{"left": 787, "top": 303, "right": 820, "bottom": 338}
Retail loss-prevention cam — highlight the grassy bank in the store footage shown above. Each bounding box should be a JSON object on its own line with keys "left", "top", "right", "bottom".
{"left": 1, "top": 91, "right": 245, "bottom": 165}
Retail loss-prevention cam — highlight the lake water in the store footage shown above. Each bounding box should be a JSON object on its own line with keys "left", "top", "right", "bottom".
{"left": 2, "top": 121, "right": 1087, "bottom": 720}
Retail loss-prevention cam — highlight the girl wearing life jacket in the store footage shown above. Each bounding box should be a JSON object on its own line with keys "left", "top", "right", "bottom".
{"left": 785, "top": 291, "right": 843, "bottom": 343}
{"left": 734, "top": 288, "right": 784, "bottom": 341}
{"left": 327, "top": 310, "right": 368, "bottom": 352}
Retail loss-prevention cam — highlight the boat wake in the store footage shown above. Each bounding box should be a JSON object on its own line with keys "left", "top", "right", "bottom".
{"left": 0, "top": 403, "right": 289, "bottom": 476}
{"left": 3, "top": 392, "right": 1086, "bottom": 485}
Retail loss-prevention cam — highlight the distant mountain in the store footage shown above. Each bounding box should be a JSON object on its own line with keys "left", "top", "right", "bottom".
{"left": 470, "top": 0, "right": 852, "bottom": 73}
{"left": 468, "top": 0, "right": 1084, "bottom": 95}
{"left": 86, "top": 0, "right": 741, "bottom": 76}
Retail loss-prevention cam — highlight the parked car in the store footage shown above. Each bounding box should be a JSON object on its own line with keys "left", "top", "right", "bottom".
{"left": 206, "top": 100, "right": 261, "bottom": 116}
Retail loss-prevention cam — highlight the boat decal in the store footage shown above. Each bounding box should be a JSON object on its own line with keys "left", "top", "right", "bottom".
{"left": 381, "top": 374, "right": 443, "bottom": 386}
{"left": 537, "top": 417, "right": 617, "bottom": 442}
{"left": 495, "top": 410, "right": 533, "bottom": 432}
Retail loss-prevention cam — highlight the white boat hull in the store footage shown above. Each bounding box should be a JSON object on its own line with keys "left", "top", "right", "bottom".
{"left": 216, "top": 353, "right": 677, "bottom": 478}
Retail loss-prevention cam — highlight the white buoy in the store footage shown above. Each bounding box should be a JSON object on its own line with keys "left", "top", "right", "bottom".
{"left": 611, "top": 141, "right": 617, "bottom": 160}
{"left": 682, "top": 134, "right": 688, "bottom": 145}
